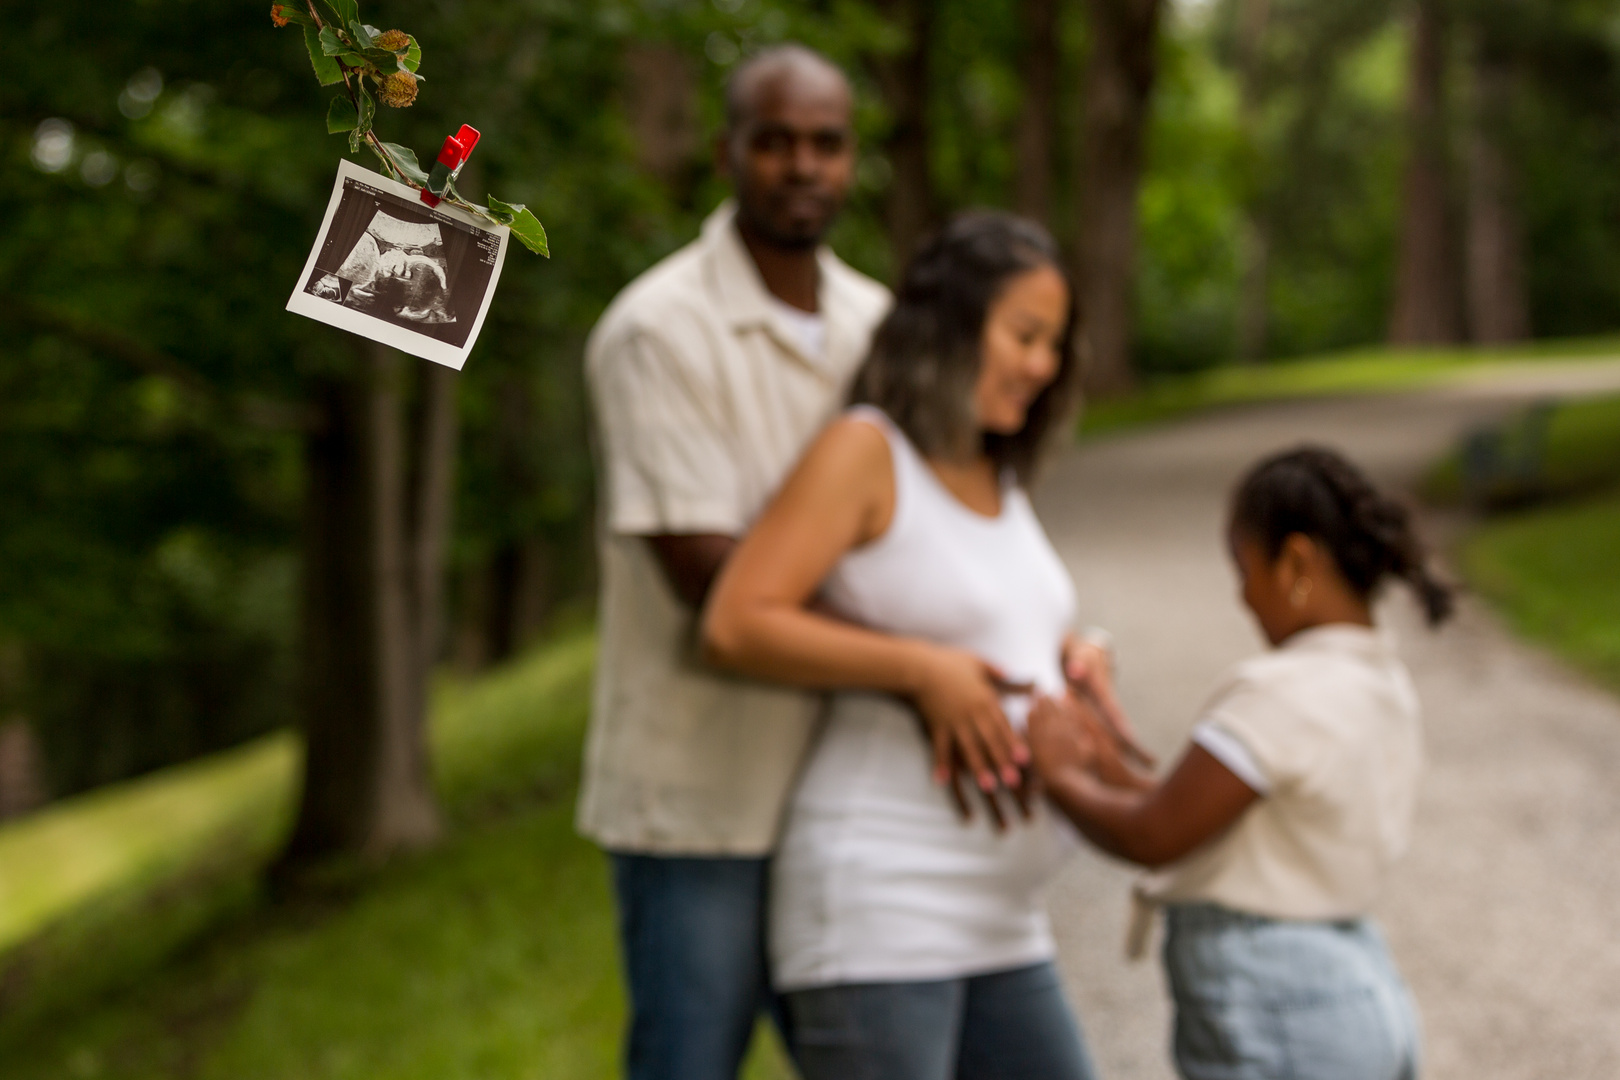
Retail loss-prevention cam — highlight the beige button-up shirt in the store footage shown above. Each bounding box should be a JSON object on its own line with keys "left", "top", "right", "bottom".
{"left": 577, "top": 202, "right": 891, "bottom": 855}
{"left": 1145, "top": 625, "right": 1424, "bottom": 919}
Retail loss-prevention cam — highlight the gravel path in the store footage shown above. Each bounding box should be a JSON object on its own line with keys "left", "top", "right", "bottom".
{"left": 1033, "top": 360, "right": 1620, "bottom": 1080}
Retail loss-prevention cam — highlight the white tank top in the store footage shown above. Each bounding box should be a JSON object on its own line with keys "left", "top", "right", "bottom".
{"left": 770, "top": 406, "right": 1080, "bottom": 991}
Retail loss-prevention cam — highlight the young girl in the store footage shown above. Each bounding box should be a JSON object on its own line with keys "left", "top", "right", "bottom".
{"left": 1030, "top": 446, "right": 1452, "bottom": 1080}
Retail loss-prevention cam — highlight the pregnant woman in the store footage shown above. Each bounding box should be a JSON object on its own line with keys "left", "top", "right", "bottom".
{"left": 704, "top": 212, "right": 1127, "bottom": 1079}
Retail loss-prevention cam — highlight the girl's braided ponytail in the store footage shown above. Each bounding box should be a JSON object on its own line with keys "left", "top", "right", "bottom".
{"left": 1231, "top": 446, "right": 1455, "bottom": 626}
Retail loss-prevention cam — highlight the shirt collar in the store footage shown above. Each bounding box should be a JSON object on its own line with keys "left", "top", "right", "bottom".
{"left": 700, "top": 200, "right": 855, "bottom": 372}
{"left": 1279, "top": 622, "right": 1392, "bottom": 659}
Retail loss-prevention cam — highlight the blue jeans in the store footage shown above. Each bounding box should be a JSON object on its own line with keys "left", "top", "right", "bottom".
{"left": 609, "top": 853, "right": 783, "bottom": 1080}
{"left": 786, "top": 961, "right": 1099, "bottom": 1080}
{"left": 1163, "top": 904, "right": 1421, "bottom": 1080}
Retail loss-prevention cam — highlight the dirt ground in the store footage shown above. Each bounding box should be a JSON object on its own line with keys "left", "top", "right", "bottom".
{"left": 1034, "top": 360, "right": 1620, "bottom": 1080}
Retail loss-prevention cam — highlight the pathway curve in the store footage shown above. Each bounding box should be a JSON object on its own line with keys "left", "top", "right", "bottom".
{"left": 1033, "top": 359, "right": 1620, "bottom": 1080}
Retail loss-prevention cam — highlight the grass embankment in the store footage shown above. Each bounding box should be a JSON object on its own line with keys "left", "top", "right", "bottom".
{"left": 1443, "top": 392, "right": 1620, "bottom": 693}
{"left": 1080, "top": 335, "right": 1620, "bottom": 437}
{"left": 1464, "top": 493, "right": 1620, "bottom": 690}
{"left": 0, "top": 631, "right": 792, "bottom": 1080}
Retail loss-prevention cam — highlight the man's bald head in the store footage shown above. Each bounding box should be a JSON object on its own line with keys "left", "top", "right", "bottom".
{"left": 718, "top": 43, "right": 857, "bottom": 252}
{"left": 724, "top": 44, "right": 851, "bottom": 132}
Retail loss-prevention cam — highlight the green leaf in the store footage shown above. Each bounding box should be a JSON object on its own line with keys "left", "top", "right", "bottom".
{"left": 303, "top": 23, "right": 343, "bottom": 86}
{"left": 326, "top": 95, "right": 359, "bottom": 133}
{"left": 483, "top": 195, "right": 518, "bottom": 225}
{"left": 509, "top": 210, "right": 550, "bottom": 257}
{"left": 347, "top": 20, "right": 374, "bottom": 48}
{"left": 361, "top": 47, "right": 403, "bottom": 68}
{"left": 329, "top": 0, "right": 359, "bottom": 25}
{"left": 318, "top": 26, "right": 345, "bottom": 56}
{"left": 338, "top": 51, "right": 376, "bottom": 72}
{"left": 402, "top": 35, "right": 422, "bottom": 73}
{"left": 488, "top": 197, "right": 549, "bottom": 257}
{"left": 356, "top": 82, "right": 376, "bottom": 137}
{"left": 273, "top": 5, "right": 313, "bottom": 27}
{"left": 377, "top": 143, "right": 429, "bottom": 186}
{"left": 362, "top": 23, "right": 383, "bottom": 39}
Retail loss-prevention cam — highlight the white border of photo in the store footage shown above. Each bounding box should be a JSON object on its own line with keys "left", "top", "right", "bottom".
{"left": 285, "top": 158, "right": 510, "bottom": 371}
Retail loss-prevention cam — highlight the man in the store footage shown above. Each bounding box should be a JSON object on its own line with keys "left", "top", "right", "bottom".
{"left": 577, "top": 45, "right": 890, "bottom": 1079}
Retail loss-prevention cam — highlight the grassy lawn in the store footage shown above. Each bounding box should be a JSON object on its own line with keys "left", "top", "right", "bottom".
{"left": 0, "top": 630, "right": 793, "bottom": 1080}
{"left": 1417, "top": 378, "right": 1620, "bottom": 694}
{"left": 1080, "top": 335, "right": 1620, "bottom": 437}
{"left": 1462, "top": 490, "right": 1620, "bottom": 693}
{"left": 1424, "top": 392, "right": 1620, "bottom": 504}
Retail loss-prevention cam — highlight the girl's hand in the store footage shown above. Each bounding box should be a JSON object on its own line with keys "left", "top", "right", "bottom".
{"left": 1027, "top": 693, "right": 1100, "bottom": 782}
{"left": 1061, "top": 634, "right": 1155, "bottom": 768}
{"left": 911, "top": 645, "right": 1031, "bottom": 796}
{"left": 1030, "top": 691, "right": 1156, "bottom": 793}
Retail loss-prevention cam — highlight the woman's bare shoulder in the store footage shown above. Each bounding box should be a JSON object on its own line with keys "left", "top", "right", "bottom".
{"left": 771, "top": 413, "right": 897, "bottom": 544}
{"left": 792, "top": 412, "right": 892, "bottom": 476}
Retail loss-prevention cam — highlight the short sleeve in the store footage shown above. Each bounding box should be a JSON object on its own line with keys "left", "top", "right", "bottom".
{"left": 589, "top": 326, "right": 744, "bottom": 536}
{"left": 1192, "top": 720, "right": 1271, "bottom": 795}
{"left": 1196, "top": 674, "right": 1313, "bottom": 792}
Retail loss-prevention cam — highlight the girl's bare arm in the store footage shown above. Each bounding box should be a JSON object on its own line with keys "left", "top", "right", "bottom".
{"left": 1028, "top": 695, "right": 1259, "bottom": 867}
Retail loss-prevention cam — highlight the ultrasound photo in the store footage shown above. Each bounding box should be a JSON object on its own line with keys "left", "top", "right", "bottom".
{"left": 287, "top": 160, "right": 510, "bottom": 369}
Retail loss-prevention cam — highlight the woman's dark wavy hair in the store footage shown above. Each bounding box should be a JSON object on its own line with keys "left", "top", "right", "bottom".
{"left": 1231, "top": 446, "right": 1456, "bottom": 626}
{"left": 848, "top": 211, "right": 1082, "bottom": 485}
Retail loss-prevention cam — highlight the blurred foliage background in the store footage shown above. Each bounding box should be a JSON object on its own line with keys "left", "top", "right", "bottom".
{"left": 4, "top": 0, "right": 1620, "bottom": 808}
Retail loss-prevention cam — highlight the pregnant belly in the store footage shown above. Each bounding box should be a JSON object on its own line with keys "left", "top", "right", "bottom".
{"left": 786, "top": 692, "right": 1073, "bottom": 896}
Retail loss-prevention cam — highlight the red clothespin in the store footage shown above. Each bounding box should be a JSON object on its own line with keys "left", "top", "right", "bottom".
{"left": 420, "top": 124, "right": 481, "bottom": 207}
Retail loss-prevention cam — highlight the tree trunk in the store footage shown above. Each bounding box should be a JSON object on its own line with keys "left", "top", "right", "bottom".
{"left": 1236, "top": 219, "right": 1271, "bottom": 363}
{"left": 872, "top": 0, "right": 938, "bottom": 267}
{"left": 623, "top": 43, "right": 701, "bottom": 191}
{"left": 1074, "top": 0, "right": 1164, "bottom": 396}
{"left": 0, "top": 719, "right": 47, "bottom": 819}
{"left": 484, "top": 539, "right": 550, "bottom": 662}
{"left": 278, "top": 347, "right": 446, "bottom": 871}
{"left": 1015, "top": 0, "right": 1061, "bottom": 226}
{"left": 1235, "top": 0, "right": 1271, "bottom": 362}
{"left": 1465, "top": 40, "right": 1530, "bottom": 344}
{"left": 1389, "top": 0, "right": 1464, "bottom": 346}
{"left": 403, "top": 363, "right": 458, "bottom": 750}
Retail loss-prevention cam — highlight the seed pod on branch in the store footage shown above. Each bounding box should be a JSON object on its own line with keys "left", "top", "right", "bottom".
{"left": 374, "top": 29, "right": 410, "bottom": 52}
{"left": 376, "top": 70, "right": 418, "bottom": 108}
{"left": 270, "top": 4, "right": 291, "bottom": 27}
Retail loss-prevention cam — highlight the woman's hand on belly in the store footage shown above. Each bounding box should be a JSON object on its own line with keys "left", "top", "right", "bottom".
{"left": 942, "top": 757, "right": 1033, "bottom": 833}
{"left": 910, "top": 644, "right": 1033, "bottom": 803}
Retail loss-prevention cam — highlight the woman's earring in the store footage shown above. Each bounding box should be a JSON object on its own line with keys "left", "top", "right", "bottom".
{"left": 1290, "top": 578, "right": 1313, "bottom": 610}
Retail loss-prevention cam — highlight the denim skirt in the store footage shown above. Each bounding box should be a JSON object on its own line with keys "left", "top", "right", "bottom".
{"left": 1161, "top": 903, "right": 1421, "bottom": 1080}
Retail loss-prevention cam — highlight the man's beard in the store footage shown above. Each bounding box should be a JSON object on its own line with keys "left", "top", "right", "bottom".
{"left": 736, "top": 188, "right": 838, "bottom": 252}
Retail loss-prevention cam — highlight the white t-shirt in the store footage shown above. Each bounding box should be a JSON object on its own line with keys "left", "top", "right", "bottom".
{"left": 1145, "top": 624, "right": 1425, "bottom": 920}
{"left": 767, "top": 295, "right": 828, "bottom": 363}
{"left": 770, "top": 408, "right": 1080, "bottom": 991}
